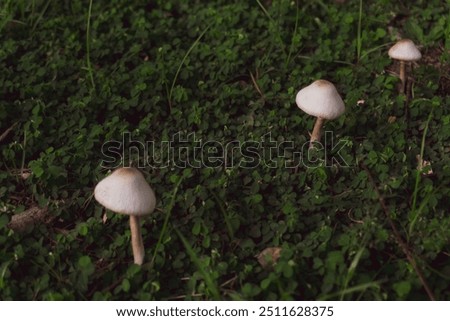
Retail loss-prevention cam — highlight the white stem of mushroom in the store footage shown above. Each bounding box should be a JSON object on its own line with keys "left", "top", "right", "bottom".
{"left": 129, "top": 215, "right": 144, "bottom": 265}
{"left": 310, "top": 117, "right": 325, "bottom": 149}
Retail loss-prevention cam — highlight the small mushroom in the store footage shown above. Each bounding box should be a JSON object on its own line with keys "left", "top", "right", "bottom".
{"left": 94, "top": 167, "right": 156, "bottom": 265}
{"left": 388, "top": 39, "right": 421, "bottom": 94}
{"left": 295, "top": 79, "right": 345, "bottom": 148}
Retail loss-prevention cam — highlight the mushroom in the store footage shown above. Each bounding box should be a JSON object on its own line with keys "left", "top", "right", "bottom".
{"left": 295, "top": 79, "right": 345, "bottom": 148}
{"left": 388, "top": 39, "right": 421, "bottom": 94}
{"left": 94, "top": 167, "right": 156, "bottom": 265}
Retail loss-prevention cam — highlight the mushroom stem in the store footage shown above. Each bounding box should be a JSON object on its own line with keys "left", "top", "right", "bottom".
{"left": 309, "top": 117, "right": 325, "bottom": 149}
{"left": 129, "top": 215, "right": 144, "bottom": 265}
{"left": 399, "top": 60, "right": 406, "bottom": 94}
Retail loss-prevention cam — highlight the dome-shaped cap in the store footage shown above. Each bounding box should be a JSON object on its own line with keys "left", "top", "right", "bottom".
{"left": 94, "top": 167, "right": 156, "bottom": 216}
{"left": 388, "top": 39, "right": 421, "bottom": 61}
{"left": 295, "top": 79, "right": 345, "bottom": 120}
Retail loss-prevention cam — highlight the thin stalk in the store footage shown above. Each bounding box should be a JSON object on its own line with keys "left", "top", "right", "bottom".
{"left": 409, "top": 106, "right": 434, "bottom": 236}
{"left": 356, "top": 0, "right": 363, "bottom": 61}
{"left": 341, "top": 240, "right": 367, "bottom": 300}
{"left": 0, "top": 0, "right": 12, "bottom": 32}
{"left": 362, "top": 164, "right": 436, "bottom": 300}
{"left": 150, "top": 174, "right": 185, "bottom": 268}
{"left": 0, "top": 121, "right": 18, "bottom": 143}
{"left": 359, "top": 43, "right": 391, "bottom": 61}
{"left": 285, "top": 0, "right": 300, "bottom": 68}
{"left": 255, "top": 0, "right": 272, "bottom": 21}
{"left": 0, "top": 261, "right": 11, "bottom": 289}
{"left": 20, "top": 129, "right": 26, "bottom": 178}
{"left": 255, "top": 0, "right": 287, "bottom": 56}
{"left": 31, "top": 0, "right": 52, "bottom": 32}
{"left": 318, "top": 282, "right": 380, "bottom": 300}
{"left": 174, "top": 227, "right": 221, "bottom": 300}
{"left": 210, "top": 190, "right": 234, "bottom": 239}
{"left": 168, "top": 23, "right": 212, "bottom": 110}
{"left": 296, "top": 54, "right": 353, "bottom": 66}
{"left": 86, "top": 0, "right": 95, "bottom": 92}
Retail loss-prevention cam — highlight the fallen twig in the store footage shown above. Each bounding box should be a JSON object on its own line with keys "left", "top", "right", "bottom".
{"left": 249, "top": 70, "right": 265, "bottom": 99}
{"left": 0, "top": 121, "right": 19, "bottom": 143}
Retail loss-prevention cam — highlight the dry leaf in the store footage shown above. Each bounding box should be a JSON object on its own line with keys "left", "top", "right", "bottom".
{"left": 8, "top": 206, "right": 49, "bottom": 232}
{"left": 256, "top": 247, "right": 282, "bottom": 269}
{"left": 388, "top": 116, "right": 397, "bottom": 123}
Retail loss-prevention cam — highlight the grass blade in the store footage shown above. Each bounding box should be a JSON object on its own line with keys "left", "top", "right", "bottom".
{"left": 255, "top": 0, "right": 287, "bottom": 57}
{"left": 168, "top": 23, "right": 212, "bottom": 110}
{"left": 174, "top": 227, "right": 221, "bottom": 300}
{"left": 356, "top": 0, "right": 363, "bottom": 62}
{"left": 31, "top": 0, "right": 52, "bottom": 32}
{"left": 285, "top": 0, "right": 300, "bottom": 68}
{"left": 409, "top": 105, "right": 434, "bottom": 236}
{"left": 149, "top": 173, "right": 186, "bottom": 268}
{"left": 318, "top": 281, "right": 380, "bottom": 300}
{"left": 210, "top": 190, "right": 234, "bottom": 239}
{"left": 86, "top": 0, "right": 95, "bottom": 92}
{"left": 340, "top": 242, "right": 366, "bottom": 300}
{"left": 255, "top": 0, "right": 273, "bottom": 22}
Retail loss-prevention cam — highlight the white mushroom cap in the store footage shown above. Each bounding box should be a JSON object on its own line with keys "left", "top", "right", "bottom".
{"left": 94, "top": 167, "right": 156, "bottom": 216}
{"left": 295, "top": 79, "right": 345, "bottom": 120}
{"left": 388, "top": 39, "right": 421, "bottom": 61}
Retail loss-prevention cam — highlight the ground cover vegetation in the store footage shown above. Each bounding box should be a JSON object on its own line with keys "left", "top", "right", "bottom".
{"left": 0, "top": 0, "right": 449, "bottom": 300}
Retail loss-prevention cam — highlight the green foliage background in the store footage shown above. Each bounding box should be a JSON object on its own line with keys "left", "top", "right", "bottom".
{"left": 0, "top": 0, "right": 449, "bottom": 300}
